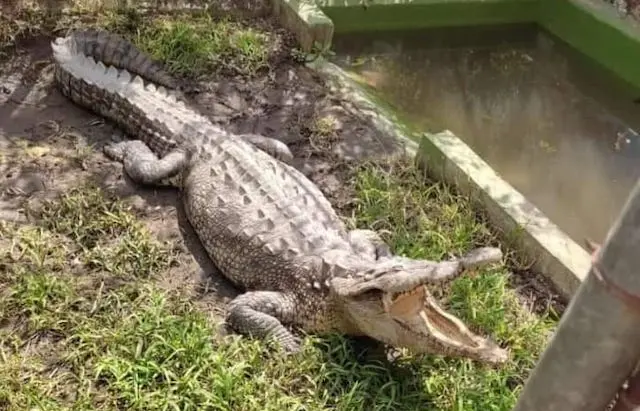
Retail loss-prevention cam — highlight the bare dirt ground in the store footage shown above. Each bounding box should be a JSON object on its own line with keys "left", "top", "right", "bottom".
{"left": 0, "top": 23, "right": 408, "bottom": 321}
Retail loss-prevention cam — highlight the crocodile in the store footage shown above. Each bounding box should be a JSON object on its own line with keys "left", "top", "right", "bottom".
{"left": 50, "top": 29, "right": 509, "bottom": 365}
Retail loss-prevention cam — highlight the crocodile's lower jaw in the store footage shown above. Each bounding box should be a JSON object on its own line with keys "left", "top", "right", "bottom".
{"left": 381, "top": 285, "right": 508, "bottom": 364}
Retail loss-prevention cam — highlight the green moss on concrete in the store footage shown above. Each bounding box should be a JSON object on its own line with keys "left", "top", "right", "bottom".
{"left": 319, "top": 0, "right": 538, "bottom": 33}
{"left": 310, "top": 0, "right": 640, "bottom": 91}
{"left": 539, "top": 0, "right": 640, "bottom": 98}
{"left": 272, "top": 0, "right": 334, "bottom": 51}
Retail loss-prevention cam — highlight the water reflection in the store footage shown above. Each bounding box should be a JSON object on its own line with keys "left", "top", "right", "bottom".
{"left": 332, "top": 26, "right": 640, "bottom": 244}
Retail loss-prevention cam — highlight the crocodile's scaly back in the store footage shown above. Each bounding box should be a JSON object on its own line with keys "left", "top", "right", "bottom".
{"left": 67, "top": 29, "right": 178, "bottom": 90}
{"left": 51, "top": 30, "right": 358, "bottom": 294}
{"left": 51, "top": 31, "right": 349, "bottom": 232}
{"left": 50, "top": 31, "right": 510, "bottom": 366}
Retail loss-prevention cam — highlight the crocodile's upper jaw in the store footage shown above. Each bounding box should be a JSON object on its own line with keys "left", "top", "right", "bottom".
{"left": 342, "top": 284, "right": 509, "bottom": 365}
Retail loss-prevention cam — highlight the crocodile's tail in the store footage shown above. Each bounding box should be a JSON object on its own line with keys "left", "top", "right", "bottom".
{"left": 62, "top": 28, "right": 178, "bottom": 90}
{"left": 50, "top": 32, "right": 227, "bottom": 158}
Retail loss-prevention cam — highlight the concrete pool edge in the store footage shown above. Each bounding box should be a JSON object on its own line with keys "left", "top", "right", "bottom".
{"left": 269, "top": 0, "right": 640, "bottom": 92}
{"left": 269, "top": 0, "right": 334, "bottom": 51}
{"left": 305, "top": 58, "right": 420, "bottom": 154}
{"left": 307, "top": 58, "right": 591, "bottom": 298}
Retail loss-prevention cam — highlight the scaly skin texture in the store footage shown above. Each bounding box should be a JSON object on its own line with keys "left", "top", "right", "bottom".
{"left": 69, "top": 28, "right": 179, "bottom": 91}
{"left": 51, "top": 29, "right": 510, "bottom": 365}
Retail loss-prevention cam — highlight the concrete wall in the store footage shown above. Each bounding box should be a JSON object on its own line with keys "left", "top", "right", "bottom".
{"left": 539, "top": 0, "right": 640, "bottom": 101}
{"left": 273, "top": 0, "right": 640, "bottom": 92}
{"left": 321, "top": 0, "right": 538, "bottom": 33}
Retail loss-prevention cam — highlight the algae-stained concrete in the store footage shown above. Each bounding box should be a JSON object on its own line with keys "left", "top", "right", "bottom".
{"left": 271, "top": 0, "right": 334, "bottom": 51}
{"left": 319, "top": 0, "right": 538, "bottom": 32}
{"left": 539, "top": 0, "right": 640, "bottom": 101}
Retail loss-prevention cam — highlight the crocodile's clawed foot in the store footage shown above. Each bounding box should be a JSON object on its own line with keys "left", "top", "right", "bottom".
{"left": 103, "top": 140, "right": 188, "bottom": 185}
{"left": 348, "top": 228, "right": 394, "bottom": 261}
{"left": 277, "top": 334, "right": 304, "bottom": 356}
{"left": 226, "top": 291, "right": 303, "bottom": 356}
{"left": 103, "top": 140, "right": 129, "bottom": 161}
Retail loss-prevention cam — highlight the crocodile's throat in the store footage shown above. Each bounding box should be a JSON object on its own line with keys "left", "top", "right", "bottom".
{"left": 383, "top": 285, "right": 480, "bottom": 348}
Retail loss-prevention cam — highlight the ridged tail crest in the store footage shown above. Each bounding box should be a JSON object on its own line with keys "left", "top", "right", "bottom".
{"left": 50, "top": 33, "right": 209, "bottom": 158}
{"left": 62, "top": 28, "right": 178, "bottom": 90}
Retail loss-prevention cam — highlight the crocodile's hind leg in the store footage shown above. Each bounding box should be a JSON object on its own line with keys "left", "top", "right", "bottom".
{"left": 348, "top": 229, "right": 393, "bottom": 260}
{"left": 103, "top": 140, "right": 188, "bottom": 184}
{"left": 226, "top": 291, "right": 301, "bottom": 353}
{"left": 237, "top": 133, "right": 294, "bottom": 163}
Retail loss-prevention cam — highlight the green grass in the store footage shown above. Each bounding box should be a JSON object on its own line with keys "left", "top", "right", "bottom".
{"left": 1, "top": 4, "right": 274, "bottom": 77}
{"left": 103, "top": 10, "right": 273, "bottom": 78}
{"left": 0, "top": 162, "right": 557, "bottom": 411}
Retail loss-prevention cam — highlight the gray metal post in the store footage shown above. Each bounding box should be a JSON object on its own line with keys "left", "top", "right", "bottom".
{"left": 512, "top": 177, "right": 640, "bottom": 411}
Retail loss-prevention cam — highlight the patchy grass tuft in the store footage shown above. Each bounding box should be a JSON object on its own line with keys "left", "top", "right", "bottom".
{"left": 2, "top": 4, "right": 274, "bottom": 77}
{"left": 309, "top": 115, "right": 340, "bottom": 153}
{"left": 117, "top": 13, "right": 272, "bottom": 78}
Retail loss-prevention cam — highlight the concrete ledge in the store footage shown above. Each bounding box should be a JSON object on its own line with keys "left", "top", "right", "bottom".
{"left": 306, "top": 58, "right": 420, "bottom": 155}
{"left": 417, "top": 132, "right": 591, "bottom": 297}
{"left": 270, "top": 0, "right": 334, "bottom": 52}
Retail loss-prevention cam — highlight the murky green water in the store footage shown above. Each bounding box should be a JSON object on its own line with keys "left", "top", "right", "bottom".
{"left": 331, "top": 24, "right": 640, "bottom": 245}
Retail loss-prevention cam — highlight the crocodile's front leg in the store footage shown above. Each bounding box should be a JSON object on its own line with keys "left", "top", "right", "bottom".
{"left": 226, "top": 291, "right": 301, "bottom": 353}
{"left": 237, "top": 133, "right": 294, "bottom": 163}
{"left": 348, "top": 229, "right": 393, "bottom": 260}
{"left": 103, "top": 140, "right": 189, "bottom": 184}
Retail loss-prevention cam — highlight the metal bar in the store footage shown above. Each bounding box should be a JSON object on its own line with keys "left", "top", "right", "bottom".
{"left": 512, "top": 177, "right": 640, "bottom": 411}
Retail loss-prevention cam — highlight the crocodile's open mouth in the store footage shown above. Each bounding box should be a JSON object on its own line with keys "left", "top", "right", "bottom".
{"left": 382, "top": 285, "right": 480, "bottom": 348}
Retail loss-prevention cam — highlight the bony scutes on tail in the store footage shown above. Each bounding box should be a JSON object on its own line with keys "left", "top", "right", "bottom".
{"left": 50, "top": 29, "right": 509, "bottom": 365}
